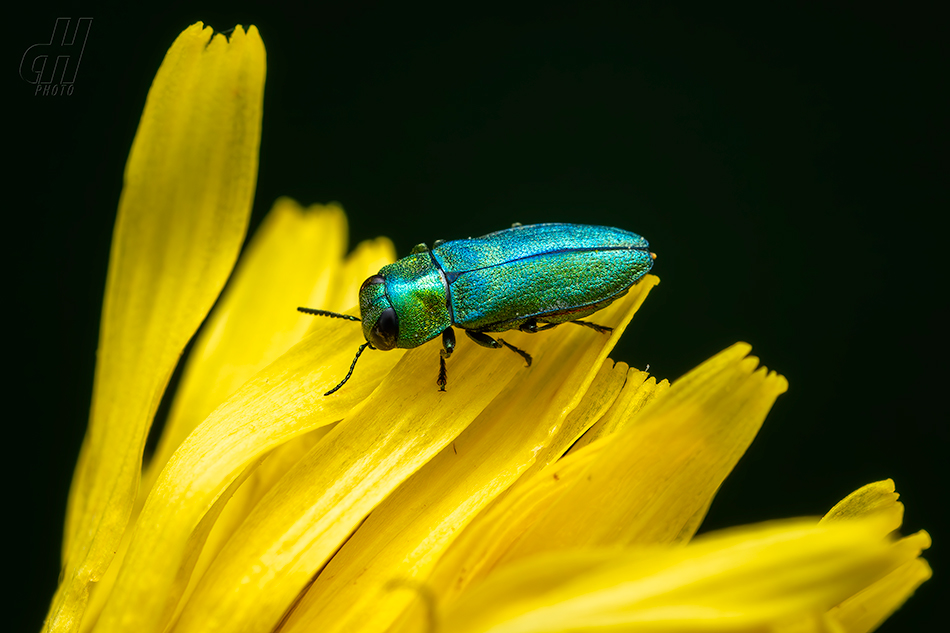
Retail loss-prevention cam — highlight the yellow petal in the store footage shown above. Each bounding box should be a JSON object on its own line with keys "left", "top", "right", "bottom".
{"left": 428, "top": 342, "right": 787, "bottom": 605}
{"left": 90, "top": 310, "right": 403, "bottom": 633}
{"left": 508, "top": 343, "right": 787, "bottom": 550}
{"left": 820, "top": 479, "right": 903, "bottom": 533}
{"left": 279, "top": 279, "right": 658, "bottom": 633}
{"left": 564, "top": 366, "right": 670, "bottom": 454}
{"left": 819, "top": 480, "right": 932, "bottom": 633}
{"left": 439, "top": 518, "right": 927, "bottom": 633}
{"left": 78, "top": 200, "right": 392, "bottom": 629}
{"left": 327, "top": 235, "right": 398, "bottom": 312}
{"left": 828, "top": 556, "right": 932, "bottom": 633}
{"left": 47, "top": 22, "right": 265, "bottom": 633}
{"left": 144, "top": 197, "right": 349, "bottom": 489}
{"left": 167, "top": 344, "right": 519, "bottom": 631}
{"left": 167, "top": 278, "right": 656, "bottom": 633}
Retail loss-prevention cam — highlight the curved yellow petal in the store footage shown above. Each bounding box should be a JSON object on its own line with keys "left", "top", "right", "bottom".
{"left": 820, "top": 479, "right": 903, "bottom": 533}
{"left": 144, "top": 198, "right": 349, "bottom": 489}
{"left": 819, "top": 480, "right": 931, "bottom": 632}
{"left": 161, "top": 279, "right": 648, "bottom": 633}
{"left": 828, "top": 556, "right": 932, "bottom": 633}
{"left": 426, "top": 343, "right": 787, "bottom": 606}
{"left": 90, "top": 312, "right": 403, "bottom": 633}
{"left": 439, "top": 518, "right": 927, "bottom": 633}
{"left": 46, "top": 22, "right": 265, "bottom": 633}
{"left": 78, "top": 200, "right": 391, "bottom": 630}
{"left": 168, "top": 334, "right": 526, "bottom": 632}
{"left": 326, "top": 235, "right": 398, "bottom": 312}
{"left": 279, "top": 280, "right": 657, "bottom": 633}
{"left": 505, "top": 343, "right": 787, "bottom": 551}
{"left": 564, "top": 366, "right": 670, "bottom": 454}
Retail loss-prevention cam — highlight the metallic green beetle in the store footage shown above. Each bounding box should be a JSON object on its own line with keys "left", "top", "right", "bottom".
{"left": 299, "top": 223, "right": 655, "bottom": 394}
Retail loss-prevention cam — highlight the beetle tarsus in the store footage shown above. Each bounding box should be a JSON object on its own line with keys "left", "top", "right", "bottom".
{"left": 438, "top": 355, "right": 448, "bottom": 391}
{"left": 499, "top": 339, "right": 532, "bottom": 367}
{"left": 570, "top": 320, "right": 613, "bottom": 334}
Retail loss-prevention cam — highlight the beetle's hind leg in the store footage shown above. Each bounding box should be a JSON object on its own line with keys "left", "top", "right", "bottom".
{"left": 438, "top": 327, "right": 457, "bottom": 391}
{"left": 465, "top": 330, "right": 533, "bottom": 367}
{"left": 569, "top": 319, "right": 613, "bottom": 334}
{"left": 520, "top": 317, "right": 612, "bottom": 335}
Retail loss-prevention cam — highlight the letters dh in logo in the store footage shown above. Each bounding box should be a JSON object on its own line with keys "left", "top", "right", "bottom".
{"left": 20, "top": 17, "right": 93, "bottom": 96}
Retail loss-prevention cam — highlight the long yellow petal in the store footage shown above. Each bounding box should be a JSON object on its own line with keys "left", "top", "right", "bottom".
{"left": 144, "top": 198, "right": 349, "bottom": 489}
{"left": 440, "top": 518, "right": 928, "bottom": 633}
{"left": 77, "top": 201, "right": 393, "bottom": 630}
{"left": 829, "top": 557, "right": 932, "bottom": 633}
{"left": 279, "top": 280, "right": 658, "bottom": 633}
{"left": 819, "top": 480, "right": 932, "bottom": 633}
{"left": 426, "top": 343, "right": 787, "bottom": 606}
{"left": 46, "top": 23, "right": 265, "bottom": 633}
{"left": 90, "top": 311, "right": 403, "bottom": 633}
{"left": 168, "top": 332, "right": 527, "bottom": 632}
{"left": 503, "top": 344, "right": 787, "bottom": 551}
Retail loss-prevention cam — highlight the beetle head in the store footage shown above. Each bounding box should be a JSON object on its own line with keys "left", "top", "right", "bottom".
{"left": 358, "top": 275, "right": 399, "bottom": 350}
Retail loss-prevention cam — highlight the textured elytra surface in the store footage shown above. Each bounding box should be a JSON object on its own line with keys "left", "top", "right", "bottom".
{"left": 434, "top": 223, "right": 648, "bottom": 269}
{"left": 433, "top": 224, "right": 653, "bottom": 332}
{"left": 446, "top": 248, "right": 651, "bottom": 331}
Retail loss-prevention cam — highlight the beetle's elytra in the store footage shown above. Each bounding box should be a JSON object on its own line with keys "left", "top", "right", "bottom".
{"left": 299, "top": 223, "right": 655, "bottom": 395}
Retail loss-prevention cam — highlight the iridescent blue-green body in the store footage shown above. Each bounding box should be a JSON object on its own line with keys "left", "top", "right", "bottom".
{"left": 299, "top": 223, "right": 654, "bottom": 394}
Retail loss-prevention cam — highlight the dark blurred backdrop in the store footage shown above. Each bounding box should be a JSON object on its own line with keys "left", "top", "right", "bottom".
{"left": 9, "top": 3, "right": 944, "bottom": 631}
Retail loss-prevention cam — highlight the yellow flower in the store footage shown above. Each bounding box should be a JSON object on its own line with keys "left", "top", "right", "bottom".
{"left": 44, "top": 21, "right": 930, "bottom": 633}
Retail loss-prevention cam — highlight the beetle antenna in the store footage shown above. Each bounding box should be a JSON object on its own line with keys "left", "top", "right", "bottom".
{"left": 298, "top": 307, "right": 361, "bottom": 322}
{"left": 325, "top": 342, "right": 371, "bottom": 396}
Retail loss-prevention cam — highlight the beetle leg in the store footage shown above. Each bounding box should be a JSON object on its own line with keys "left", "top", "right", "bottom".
{"left": 465, "top": 330, "right": 533, "bottom": 367}
{"left": 569, "top": 320, "right": 613, "bottom": 334}
{"left": 500, "top": 339, "right": 533, "bottom": 366}
{"left": 438, "top": 327, "right": 456, "bottom": 391}
{"left": 520, "top": 318, "right": 559, "bottom": 333}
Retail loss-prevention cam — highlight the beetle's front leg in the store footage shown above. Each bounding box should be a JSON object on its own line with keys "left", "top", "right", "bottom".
{"left": 438, "top": 327, "right": 456, "bottom": 391}
{"left": 465, "top": 330, "right": 533, "bottom": 367}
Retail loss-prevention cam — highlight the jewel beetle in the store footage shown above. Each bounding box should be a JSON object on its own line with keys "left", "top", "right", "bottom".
{"left": 299, "top": 223, "right": 655, "bottom": 395}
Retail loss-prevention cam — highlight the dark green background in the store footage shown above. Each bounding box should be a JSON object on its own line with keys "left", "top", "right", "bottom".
{"left": 10, "top": 3, "right": 944, "bottom": 631}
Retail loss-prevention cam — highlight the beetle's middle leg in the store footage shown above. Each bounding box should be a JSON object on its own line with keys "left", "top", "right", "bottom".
{"left": 465, "top": 330, "right": 533, "bottom": 367}
{"left": 519, "top": 318, "right": 558, "bottom": 333}
{"left": 438, "top": 327, "right": 456, "bottom": 391}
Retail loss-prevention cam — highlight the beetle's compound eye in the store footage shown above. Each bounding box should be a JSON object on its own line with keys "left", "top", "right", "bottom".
{"left": 360, "top": 274, "right": 385, "bottom": 293}
{"left": 369, "top": 307, "right": 398, "bottom": 350}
